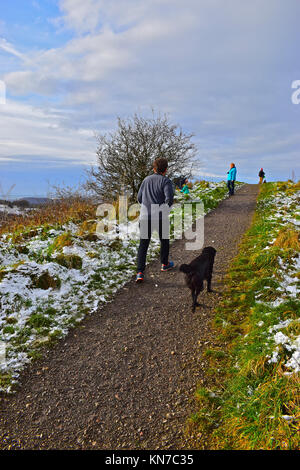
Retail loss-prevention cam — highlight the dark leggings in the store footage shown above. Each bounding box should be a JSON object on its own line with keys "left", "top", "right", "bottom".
{"left": 227, "top": 180, "right": 235, "bottom": 195}
{"left": 137, "top": 216, "right": 169, "bottom": 272}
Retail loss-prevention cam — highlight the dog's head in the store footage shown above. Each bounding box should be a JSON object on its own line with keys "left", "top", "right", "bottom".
{"left": 202, "top": 246, "right": 216, "bottom": 257}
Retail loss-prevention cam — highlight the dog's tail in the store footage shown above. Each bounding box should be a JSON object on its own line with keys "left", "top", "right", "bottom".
{"left": 179, "top": 263, "right": 194, "bottom": 274}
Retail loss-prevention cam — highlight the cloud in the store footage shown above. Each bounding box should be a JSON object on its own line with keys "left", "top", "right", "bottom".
{"left": 0, "top": 100, "right": 96, "bottom": 164}
{"left": 0, "top": 0, "right": 300, "bottom": 183}
{"left": 0, "top": 38, "right": 32, "bottom": 65}
{"left": 55, "top": 0, "right": 151, "bottom": 33}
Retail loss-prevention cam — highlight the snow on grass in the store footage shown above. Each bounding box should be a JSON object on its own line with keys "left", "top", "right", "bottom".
{"left": 0, "top": 181, "right": 236, "bottom": 392}
{"left": 0, "top": 204, "right": 35, "bottom": 216}
{"left": 252, "top": 183, "right": 300, "bottom": 375}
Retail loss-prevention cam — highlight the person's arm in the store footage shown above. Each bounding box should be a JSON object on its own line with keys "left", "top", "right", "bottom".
{"left": 137, "top": 181, "right": 144, "bottom": 204}
{"left": 164, "top": 179, "right": 174, "bottom": 207}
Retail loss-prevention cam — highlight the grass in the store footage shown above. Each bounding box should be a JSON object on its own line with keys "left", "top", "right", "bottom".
{"left": 0, "top": 198, "right": 97, "bottom": 240}
{"left": 187, "top": 181, "right": 300, "bottom": 450}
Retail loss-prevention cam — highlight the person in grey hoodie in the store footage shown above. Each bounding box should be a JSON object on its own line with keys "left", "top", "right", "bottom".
{"left": 136, "top": 158, "right": 175, "bottom": 283}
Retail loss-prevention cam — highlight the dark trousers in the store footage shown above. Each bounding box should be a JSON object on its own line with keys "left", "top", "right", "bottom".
{"left": 137, "top": 216, "right": 169, "bottom": 272}
{"left": 227, "top": 180, "right": 235, "bottom": 195}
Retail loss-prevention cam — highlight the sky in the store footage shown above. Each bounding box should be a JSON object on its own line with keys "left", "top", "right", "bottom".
{"left": 0, "top": 0, "right": 300, "bottom": 198}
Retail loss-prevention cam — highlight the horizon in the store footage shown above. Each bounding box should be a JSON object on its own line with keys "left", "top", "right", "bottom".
{"left": 1, "top": 176, "right": 298, "bottom": 202}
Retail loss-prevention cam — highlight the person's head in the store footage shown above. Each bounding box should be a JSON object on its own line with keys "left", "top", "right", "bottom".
{"left": 153, "top": 157, "right": 168, "bottom": 175}
{"left": 230, "top": 163, "right": 235, "bottom": 168}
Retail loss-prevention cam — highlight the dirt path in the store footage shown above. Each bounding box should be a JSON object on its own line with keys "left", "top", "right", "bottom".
{"left": 0, "top": 184, "right": 259, "bottom": 450}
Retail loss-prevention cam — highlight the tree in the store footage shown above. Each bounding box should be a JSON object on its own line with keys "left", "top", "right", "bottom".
{"left": 85, "top": 111, "right": 198, "bottom": 202}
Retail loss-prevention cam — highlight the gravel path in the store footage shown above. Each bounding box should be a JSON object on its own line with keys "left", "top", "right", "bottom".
{"left": 0, "top": 184, "right": 259, "bottom": 450}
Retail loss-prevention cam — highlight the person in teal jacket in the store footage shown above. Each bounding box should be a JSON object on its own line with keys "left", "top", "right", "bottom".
{"left": 227, "top": 163, "right": 237, "bottom": 196}
{"left": 180, "top": 179, "right": 190, "bottom": 195}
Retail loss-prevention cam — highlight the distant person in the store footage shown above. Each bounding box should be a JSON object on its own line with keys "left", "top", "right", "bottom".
{"left": 180, "top": 179, "right": 190, "bottom": 195}
{"left": 174, "top": 175, "right": 187, "bottom": 190}
{"left": 227, "top": 163, "right": 237, "bottom": 196}
{"left": 136, "top": 157, "right": 175, "bottom": 283}
{"left": 258, "top": 168, "right": 265, "bottom": 184}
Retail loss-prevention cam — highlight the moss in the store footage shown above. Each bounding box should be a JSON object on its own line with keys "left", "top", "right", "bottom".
{"left": 0, "top": 270, "right": 8, "bottom": 282}
{"left": 48, "top": 232, "right": 73, "bottom": 256}
{"left": 83, "top": 232, "right": 99, "bottom": 242}
{"left": 54, "top": 253, "right": 82, "bottom": 270}
{"left": 27, "top": 350, "right": 43, "bottom": 360}
{"left": 49, "top": 329, "right": 64, "bottom": 342}
{"left": 44, "top": 307, "right": 58, "bottom": 316}
{"left": 26, "top": 313, "right": 52, "bottom": 329}
{"left": 107, "top": 238, "right": 123, "bottom": 251}
{"left": 15, "top": 245, "right": 30, "bottom": 255}
{"left": 4, "top": 316, "right": 18, "bottom": 325}
{"left": 31, "top": 271, "right": 61, "bottom": 290}
{"left": 2, "top": 325, "right": 15, "bottom": 335}
{"left": 86, "top": 251, "right": 99, "bottom": 259}
{"left": 204, "top": 349, "right": 227, "bottom": 359}
{"left": 0, "top": 373, "right": 12, "bottom": 389}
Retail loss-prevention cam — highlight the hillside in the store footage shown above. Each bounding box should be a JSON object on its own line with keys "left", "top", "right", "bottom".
{"left": 0, "top": 182, "right": 255, "bottom": 450}
{"left": 0, "top": 181, "right": 298, "bottom": 450}
{"left": 0, "top": 181, "right": 242, "bottom": 393}
{"left": 190, "top": 181, "right": 299, "bottom": 449}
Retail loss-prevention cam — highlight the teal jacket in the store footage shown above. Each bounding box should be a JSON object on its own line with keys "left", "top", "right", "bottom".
{"left": 227, "top": 167, "right": 237, "bottom": 181}
{"left": 180, "top": 184, "right": 190, "bottom": 194}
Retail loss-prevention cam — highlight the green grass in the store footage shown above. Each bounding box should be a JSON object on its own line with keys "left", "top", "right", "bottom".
{"left": 188, "top": 181, "right": 300, "bottom": 450}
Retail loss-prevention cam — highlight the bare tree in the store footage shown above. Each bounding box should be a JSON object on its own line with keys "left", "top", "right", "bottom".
{"left": 85, "top": 111, "right": 198, "bottom": 201}
{"left": 48, "top": 181, "right": 97, "bottom": 206}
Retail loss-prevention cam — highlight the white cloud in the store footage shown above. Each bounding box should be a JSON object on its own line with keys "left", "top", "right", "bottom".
{"left": 0, "top": 38, "right": 32, "bottom": 65}
{"left": 0, "top": 100, "right": 96, "bottom": 163}
{"left": 0, "top": 0, "right": 300, "bottom": 181}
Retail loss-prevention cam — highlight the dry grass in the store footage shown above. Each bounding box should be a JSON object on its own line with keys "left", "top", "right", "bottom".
{"left": 0, "top": 199, "right": 98, "bottom": 239}
{"left": 273, "top": 228, "right": 300, "bottom": 251}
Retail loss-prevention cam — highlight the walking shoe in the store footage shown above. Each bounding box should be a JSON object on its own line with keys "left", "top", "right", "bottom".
{"left": 136, "top": 272, "right": 144, "bottom": 283}
{"left": 161, "top": 261, "right": 175, "bottom": 272}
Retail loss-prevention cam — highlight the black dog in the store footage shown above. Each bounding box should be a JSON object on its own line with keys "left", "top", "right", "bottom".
{"left": 179, "top": 246, "right": 217, "bottom": 312}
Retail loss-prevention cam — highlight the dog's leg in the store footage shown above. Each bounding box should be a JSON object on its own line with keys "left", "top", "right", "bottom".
{"left": 207, "top": 275, "right": 213, "bottom": 292}
{"left": 194, "top": 287, "right": 202, "bottom": 307}
{"left": 191, "top": 290, "right": 197, "bottom": 313}
{"left": 192, "top": 290, "right": 203, "bottom": 311}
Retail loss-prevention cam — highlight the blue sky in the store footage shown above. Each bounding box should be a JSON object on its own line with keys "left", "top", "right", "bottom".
{"left": 0, "top": 0, "right": 300, "bottom": 198}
